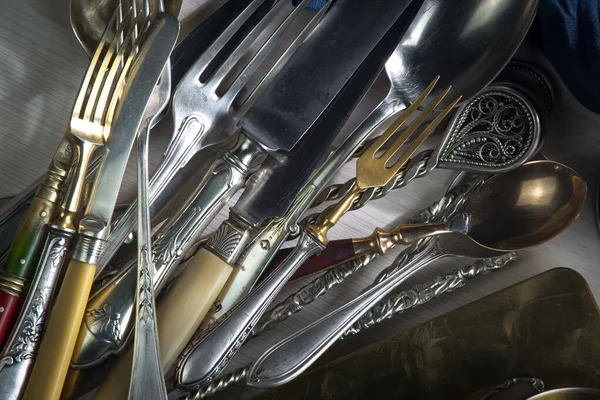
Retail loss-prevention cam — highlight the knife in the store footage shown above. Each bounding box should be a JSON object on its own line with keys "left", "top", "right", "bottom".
{"left": 21, "top": 15, "right": 179, "bottom": 400}
{"left": 92, "top": 0, "right": 422, "bottom": 398}
{"left": 174, "top": 0, "right": 425, "bottom": 389}
{"left": 0, "top": 0, "right": 257, "bottom": 273}
{"left": 0, "top": 137, "right": 72, "bottom": 345}
{"left": 94, "top": 0, "right": 278, "bottom": 275}
{"left": 70, "top": 0, "right": 330, "bottom": 373}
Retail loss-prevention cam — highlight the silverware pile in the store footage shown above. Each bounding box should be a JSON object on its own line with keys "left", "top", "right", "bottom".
{"left": 0, "top": 0, "right": 588, "bottom": 399}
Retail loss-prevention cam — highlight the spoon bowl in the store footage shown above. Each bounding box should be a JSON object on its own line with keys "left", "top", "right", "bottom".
{"left": 462, "top": 160, "right": 587, "bottom": 251}
{"left": 389, "top": 0, "right": 538, "bottom": 107}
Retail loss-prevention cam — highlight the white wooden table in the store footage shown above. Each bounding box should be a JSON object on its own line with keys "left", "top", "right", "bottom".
{"left": 2, "top": 1, "right": 600, "bottom": 398}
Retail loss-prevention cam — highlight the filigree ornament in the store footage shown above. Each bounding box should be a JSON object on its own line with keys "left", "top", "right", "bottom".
{"left": 439, "top": 91, "right": 534, "bottom": 168}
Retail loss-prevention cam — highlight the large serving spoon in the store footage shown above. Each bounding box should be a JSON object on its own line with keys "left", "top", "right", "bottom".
{"left": 247, "top": 160, "right": 587, "bottom": 387}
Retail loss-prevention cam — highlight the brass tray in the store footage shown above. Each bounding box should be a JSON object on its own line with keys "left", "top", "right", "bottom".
{"left": 252, "top": 268, "right": 600, "bottom": 400}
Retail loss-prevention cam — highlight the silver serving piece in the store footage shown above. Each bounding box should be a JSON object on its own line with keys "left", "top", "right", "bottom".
{"left": 179, "top": 252, "right": 517, "bottom": 400}
{"left": 71, "top": 0, "right": 330, "bottom": 369}
{"left": 174, "top": 79, "right": 542, "bottom": 388}
{"left": 247, "top": 160, "right": 586, "bottom": 387}
{"left": 182, "top": 0, "right": 539, "bottom": 340}
{"left": 129, "top": 1, "right": 170, "bottom": 399}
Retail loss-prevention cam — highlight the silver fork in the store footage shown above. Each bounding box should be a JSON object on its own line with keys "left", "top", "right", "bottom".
{"left": 129, "top": 0, "right": 170, "bottom": 398}
{"left": 73, "top": 0, "right": 328, "bottom": 377}
{"left": 94, "top": 0, "right": 325, "bottom": 276}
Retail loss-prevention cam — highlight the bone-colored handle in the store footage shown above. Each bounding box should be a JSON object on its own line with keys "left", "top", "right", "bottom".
{"left": 22, "top": 260, "right": 96, "bottom": 400}
{"left": 93, "top": 248, "right": 233, "bottom": 400}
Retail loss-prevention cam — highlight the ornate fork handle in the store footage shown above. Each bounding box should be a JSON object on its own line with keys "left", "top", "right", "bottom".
{"left": 297, "top": 151, "right": 432, "bottom": 233}
{"left": 251, "top": 178, "right": 459, "bottom": 337}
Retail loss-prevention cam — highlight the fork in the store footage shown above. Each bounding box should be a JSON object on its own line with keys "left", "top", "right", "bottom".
{"left": 129, "top": 0, "right": 170, "bottom": 397}
{"left": 94, "top": 0, "right": 323, "bottom": 276}
{"left": 184, "top": 78, "right": 460, "bottom": 388}
{"left": 18, "top": 9, "right": 159, "bottom": 400}
{"left": 72, "top": 0, "right": 329, "bottom": 376}
{"left": 245, "top": 82, "right": 462, "bottom": 387}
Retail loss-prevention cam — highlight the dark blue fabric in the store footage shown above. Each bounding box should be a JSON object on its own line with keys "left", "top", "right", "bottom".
{"left": 293, "top": 0, "right": 328, "bottom": 12}
{"left": 534, "top": 0, "right": 600, "bottom": 113}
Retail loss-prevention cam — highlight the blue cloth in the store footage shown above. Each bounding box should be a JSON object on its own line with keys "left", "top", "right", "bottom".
{"left": 293, "top": 0, "right": 328, "bottom": 12}
{"left": 534, "top": 0, "right": 600, "bottom": 113}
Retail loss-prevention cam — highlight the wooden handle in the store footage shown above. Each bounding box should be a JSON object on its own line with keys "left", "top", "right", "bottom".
{"left": 22, "top": 260, "right": 96, "bottom": 400}
{"left": 94, "top": 248, "right": 233, "bottom": 400}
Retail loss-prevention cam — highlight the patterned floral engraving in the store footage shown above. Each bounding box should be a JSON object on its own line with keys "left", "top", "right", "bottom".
{"left": 439, "top": 91, "right": 534, "bottom": 168}
{"left": 0, "top": 236, "right": 68, "bottom": 367}
{"left": 137, "top": 246, "right": 155, "bottom": 326}
{"left": 85, "top": 304, "right": 122, "bottom": 345}
{"left": 1, "top": 293, "right": 46, "bottom": 365}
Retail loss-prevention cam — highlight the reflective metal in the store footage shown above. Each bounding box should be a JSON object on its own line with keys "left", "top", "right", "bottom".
{"left": 129, "top": 1, "right": 171, "bottom": 398}
{"left": 71, "top": 0, "right": 329, "bottom": 369}
{"left": 70, "top": 0, "right": 182, "bottom": 57}
{"left": 248, "top": 161, "right": 587, "bottom": 387}
{"left": 196, "top": 0, "right": 539, "bottom": 327}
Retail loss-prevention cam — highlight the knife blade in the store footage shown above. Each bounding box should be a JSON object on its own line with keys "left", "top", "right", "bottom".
{"left": 174, "top": 0, "right": 425, "bottom": 388}
{"left": 21, "top": 15, "right": 179, "bottom": 400}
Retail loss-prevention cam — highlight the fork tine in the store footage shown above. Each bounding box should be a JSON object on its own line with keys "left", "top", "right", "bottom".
{"left": 72, "top": 7, "right": 120, "bottom": 118}
{"left": 93, "top": 11, "right": 137, "bottom": 126}
{"left": 360, "top": 76, "right": 439, "bottom": 161}
{"left": 104, "top": 16, "right": 153, "bottom": 129}
{"left": 381, "top": 85, "right": 451, "bottom": 164}
{"left": 389, "top": 94, "right": 462, "bottom": 172}
{"left": 182, "top": 0, "right": 270, "bottom": 83}
{"left": 82, "top": 9, "right": 133, "bottom": 122}
{"left": 207, "top": 0, "right": 288, "bottom": 91}
{"left": 226, "top": 0, "right": 331, "bottom": 111}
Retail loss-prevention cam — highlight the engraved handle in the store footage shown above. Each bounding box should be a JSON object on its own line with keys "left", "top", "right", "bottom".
{"left": 0, "top": 229, "right": 73, "bottom": 400}
{"left": 0, "top": 160, "right": 69, "bottom": 343}
{"left": 71, "top": 136, "right": 258, "bottom": 368}
{"left": 96, "top": 116, "right": 208, "bottom": 274}
{"left": 248, "top": 246, "right": 443, "bottom": 387}
{"left": 175, "top": 232, "right": 324, "bottom": 389}
{"left": 22, "top": 260, "right": 96, "bottom": 400}
{"left": 93, "top": 248, "right": 232, "bottom": 400}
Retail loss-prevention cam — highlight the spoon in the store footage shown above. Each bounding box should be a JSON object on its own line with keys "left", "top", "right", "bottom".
{"left": 70, "top": 0, "right": 182, "bottom": 57}
{"left": 394, "top": 160, "right": 587, "bottom": 251}
{"left": 247, "top": 160, "right": 587, "bottom": 387}
{"left": 173, "top": 0, "right": 539, "bottom": 388}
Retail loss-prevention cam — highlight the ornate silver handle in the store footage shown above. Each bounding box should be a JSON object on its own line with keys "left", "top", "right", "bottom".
{"left": 343, "top": 252, "right": 517, "bottom": 336}
{"left": 71, "top": 135, "right": 258, "bottom": 369}
{"left": 0, "top": 228, "right": 73, "bottom": 400}
{"left": 180, "top": 252, "right": 517, "bottom": 399}
{"left": 129, "top": 113, "right": 168, "bottom": 399}
{"left": 96, "top": 116, "right": 209, "bottom": 275}
{"left": 175, "top": 231, "right": 324, "bottom": 389}
{"left": 247, "top": 243, "right": 444, "bottom": 387}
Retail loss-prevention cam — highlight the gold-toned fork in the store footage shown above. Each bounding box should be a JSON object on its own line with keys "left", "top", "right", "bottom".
{"left": 20, "top": 8, "right": 153, "bottom": 400}
{"left": 244, "top": 78, "right": 462, "bottom": 386}
{"left": 181, "top": 77, "right": 462, "bottom": 388}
